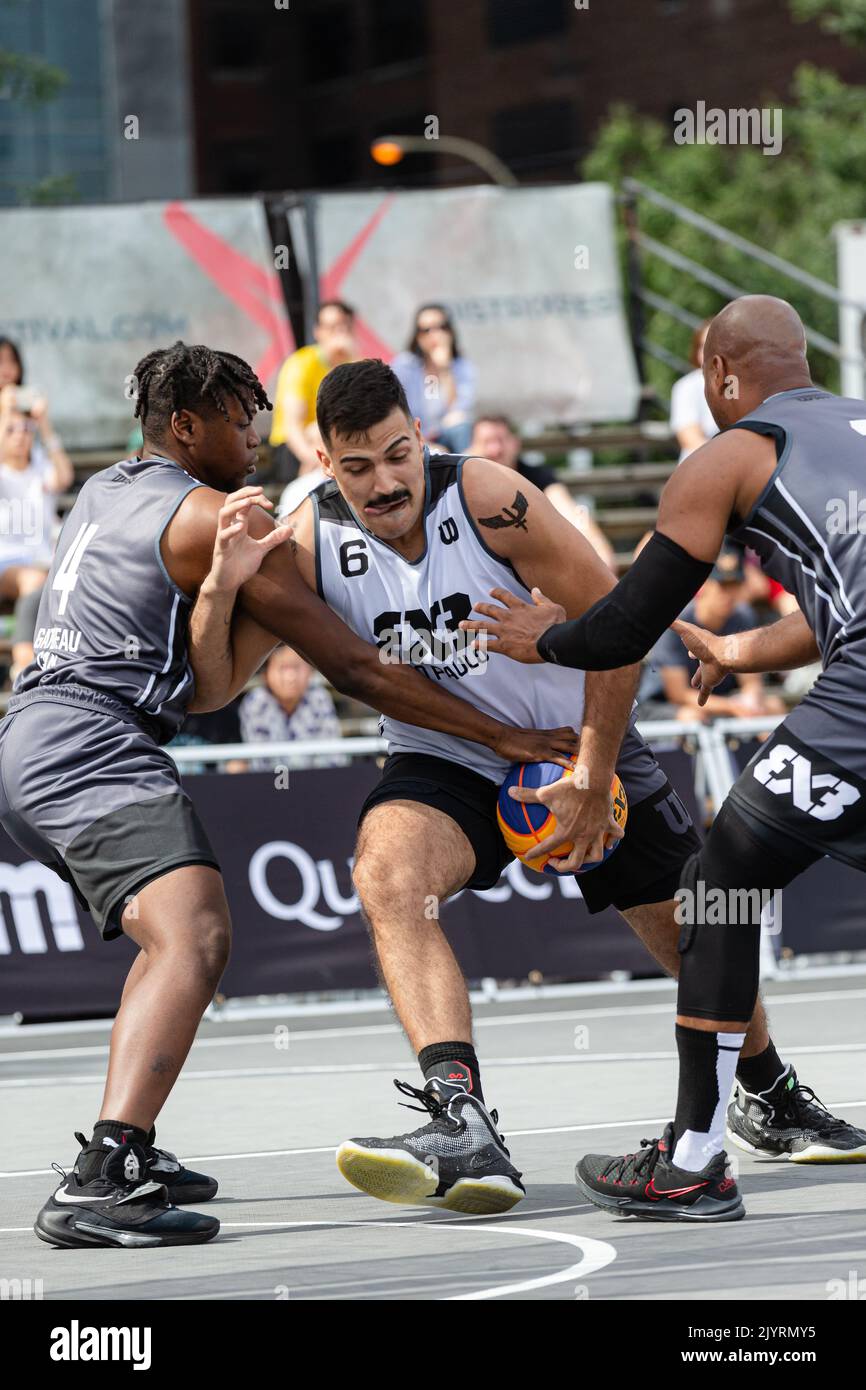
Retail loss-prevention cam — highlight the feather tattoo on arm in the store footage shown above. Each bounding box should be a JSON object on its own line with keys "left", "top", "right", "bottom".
{"left": 479, "top": 490, "right": 529, "bottom": 532}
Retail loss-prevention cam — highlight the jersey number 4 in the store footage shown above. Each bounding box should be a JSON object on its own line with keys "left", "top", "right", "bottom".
{"left": 53, "top": 522, "right": 99, "bottom": 617}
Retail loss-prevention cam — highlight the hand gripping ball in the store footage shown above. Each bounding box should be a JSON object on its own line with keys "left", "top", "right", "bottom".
{"left": 496, "top": 758, "right": 628, "bottom": 877}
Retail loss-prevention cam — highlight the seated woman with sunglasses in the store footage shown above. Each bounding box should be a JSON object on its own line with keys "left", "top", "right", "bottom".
{"left": 391, "top": 304, "right": 477, "bottom": 454}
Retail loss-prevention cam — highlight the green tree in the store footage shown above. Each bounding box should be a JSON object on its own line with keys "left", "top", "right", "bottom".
{"left": 0, "top": 49, "right": 66, "bottom": 104}
{"left": 0, "top": 28, "right": 70, "bottom": 203}
{"left": 583, "top": 65, "right": 866, "bottom": 399}
{"left": 790, "top": 0, "right": 866, "bottom": 46}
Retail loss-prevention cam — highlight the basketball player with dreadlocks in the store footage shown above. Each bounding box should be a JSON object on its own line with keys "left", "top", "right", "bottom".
{"left": 0, "top": 342, "right": 575, "bottom": 1249}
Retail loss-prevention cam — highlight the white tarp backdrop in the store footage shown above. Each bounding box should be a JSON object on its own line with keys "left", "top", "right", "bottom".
{"left": 0, "top": 184, "right": 637, "bottom": 447}
{"left": 0, "top": 198, "right": 292, "bottom": 447}
{"left": 835, "top": 221, "right": 866, "bottom": 401}
{"left": 313, "top": 182, "right": 640, "bottom": 424}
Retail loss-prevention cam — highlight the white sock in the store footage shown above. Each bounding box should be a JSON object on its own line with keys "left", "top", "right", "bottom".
{"left": 673, "top": 1030, "right": 746, "bottom": 1172}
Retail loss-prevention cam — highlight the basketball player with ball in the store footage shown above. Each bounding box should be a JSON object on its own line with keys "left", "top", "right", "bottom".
{"left": 189, "top": 358, "right": 857, "bottom": 1216}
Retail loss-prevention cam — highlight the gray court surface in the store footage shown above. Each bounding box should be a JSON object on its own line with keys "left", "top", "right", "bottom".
{"left": 1, "top": 971, "right": 865, "bottom": 1301}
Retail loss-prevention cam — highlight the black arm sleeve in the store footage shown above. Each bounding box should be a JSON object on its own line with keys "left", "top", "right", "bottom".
{"left": 536, "top": 531, "right": 713, "bottom": 670}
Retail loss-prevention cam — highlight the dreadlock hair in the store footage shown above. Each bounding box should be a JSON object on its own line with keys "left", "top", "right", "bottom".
{"left": 132, "top": 341, "right": 271, "bottom": 438}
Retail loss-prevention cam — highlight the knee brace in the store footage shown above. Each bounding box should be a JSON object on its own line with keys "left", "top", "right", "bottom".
{"left": 675, "top": 801, "right": 798, "bottom": 1023}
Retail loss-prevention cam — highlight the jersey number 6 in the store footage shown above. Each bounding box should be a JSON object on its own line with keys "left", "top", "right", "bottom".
{"left": 339, "top": 539, "right": 369, "bottom": 578}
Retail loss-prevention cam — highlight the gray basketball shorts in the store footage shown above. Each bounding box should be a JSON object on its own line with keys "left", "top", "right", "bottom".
{"left": 0, "top": 698, "right": 219, "bottom": 940}
{"left": 727, "top": 666, "right": 866, "bottom": 871}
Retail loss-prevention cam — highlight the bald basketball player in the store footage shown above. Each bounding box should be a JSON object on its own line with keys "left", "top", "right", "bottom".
{"left": 463, "top": 296, "right": 866, "bottom": 1219}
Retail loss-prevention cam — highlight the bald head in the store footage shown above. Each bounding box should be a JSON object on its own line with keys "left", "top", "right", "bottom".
{"left": 702, "top": 295, "right": 811, "bottom": 429}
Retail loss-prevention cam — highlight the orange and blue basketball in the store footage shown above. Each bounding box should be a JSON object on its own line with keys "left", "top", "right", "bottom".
{"left": 496, "top": 759, "right": 628, "bottom": 876}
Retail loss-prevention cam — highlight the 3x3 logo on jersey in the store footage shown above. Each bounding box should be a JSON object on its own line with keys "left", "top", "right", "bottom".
{"left": 753, "top": 742, "right": 861, "bottom": 822}
{"left": 373, "top": 592, "right": 485, "bottom": 672}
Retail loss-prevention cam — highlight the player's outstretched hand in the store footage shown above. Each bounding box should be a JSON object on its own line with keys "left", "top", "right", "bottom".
{"left": 672, "top": 618, "right": 731, "bottom": 707}
{"left": 510, "top": 774, "right": 623, "bottom": 871}
{"left": 209, "top": 487, "right": 293, "bottom": 594}
{"left": 495, "top": 724, "right": 580, "bottom": 771}
{"left": 459, "top": 586, "right": 565, "bottom": 663}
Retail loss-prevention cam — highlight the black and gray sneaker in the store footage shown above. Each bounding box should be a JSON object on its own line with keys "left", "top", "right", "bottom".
{"left": 727, "top": 1066, "right": 866, "bottom": 1163}
{"left": 336, "top": 1079, "right": 525, "bottom": 1214}
{"left": 575, "top": 1122, "right": 745, "bottom": 1223}
{"left": 144, "top": 1130, "right": 219, "bottom": 1204}
{"left": 72, "top": 1129, "right": 219, "bottom": 1204}
{"left": 35, "top": 1140, "right": 220, "bottom": 1249}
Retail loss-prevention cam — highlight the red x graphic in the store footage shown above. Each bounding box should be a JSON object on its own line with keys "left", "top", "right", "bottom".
{"left": 319, "top": 195, "right": 396, "bottom": 360}
{"left": 164, "top": 195, "right": 399, "bottom": 381}
{"left": 163, "top": 202, "right": 294, "bottom": 386}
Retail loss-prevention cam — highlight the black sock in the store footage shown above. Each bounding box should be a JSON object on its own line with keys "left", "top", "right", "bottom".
{"left": 77, "top": 1119, "right": 150, "bottom": 1184}
{"left": 736, "top": 1039, "right": 788, "bottom": 1097}
{"left": 418, "top": 1041, "right": 484, "bottom": 1104}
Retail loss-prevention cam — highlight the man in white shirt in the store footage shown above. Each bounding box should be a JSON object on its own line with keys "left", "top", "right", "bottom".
{"left": 670, "top": 318, "right": 719, "bottom": 462}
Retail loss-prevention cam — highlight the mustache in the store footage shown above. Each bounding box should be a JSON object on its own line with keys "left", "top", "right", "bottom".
{"left": 366, "top": 489, "right": 411, "bottom": 509}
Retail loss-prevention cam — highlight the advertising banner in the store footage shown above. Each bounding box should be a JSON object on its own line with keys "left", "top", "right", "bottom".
{"left": 312, "top": 182, "right": 640, "bottom": 424}
{"left": 1, "top": 750, "right": 699, "bottom": 1020}
{"left": 0, "top": 199, "right": 293, "bottom": 447}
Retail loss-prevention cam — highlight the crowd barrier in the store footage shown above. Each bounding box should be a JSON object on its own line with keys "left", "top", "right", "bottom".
{"left": 1, "top": 721, "right": 864, "bottom": 1020}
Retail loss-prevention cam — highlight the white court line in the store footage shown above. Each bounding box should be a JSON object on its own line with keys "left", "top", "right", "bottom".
{"left": 2, "top": 968, "right": 865, "bottom": 1042}
{"left": 4, "top": 1040, "right": 866, "bottom": 1088}
{"left": 208, "top": 1217, "right": 617, "bottom": 1301}
{"left": 5, "top": 987, "right": 866, "bottom": 1063}
{"left": 0, "top": 975, "right": 685, "bottom": 1039}
{"left": 0, "top": 1213, "right": 617, "bottom": 1302}
{"left": 3, "top": 1107, "right": 865, "bottom": 1179}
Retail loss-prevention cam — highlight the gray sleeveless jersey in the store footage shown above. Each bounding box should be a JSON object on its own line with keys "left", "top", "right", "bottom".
{"left": 14, "top": 454, "right": 204, "bottom": 742}
{"left": 728, "top": 388, "right": 866, "bottom": 669}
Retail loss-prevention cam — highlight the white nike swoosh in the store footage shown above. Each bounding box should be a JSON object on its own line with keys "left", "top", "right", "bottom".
{"left": 53, "top": 1188, "right": 115, "bottom": 1204}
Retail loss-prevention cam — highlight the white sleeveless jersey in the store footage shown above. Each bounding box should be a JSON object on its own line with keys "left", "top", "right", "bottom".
{"left": 312, "top": 452, "right": 586, "bottom": 782}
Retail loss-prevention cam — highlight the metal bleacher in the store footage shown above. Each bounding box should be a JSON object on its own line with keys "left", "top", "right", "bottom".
{"left": 0, "top": 421, "right": 676, "bottom": 707}
{"left": 58, "top": 419, "right": 679, "bottom": 577}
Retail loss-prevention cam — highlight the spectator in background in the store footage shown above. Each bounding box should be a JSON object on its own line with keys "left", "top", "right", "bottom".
{"left": 239, "top": 645, "right": 344, "bottom": 770}
{"left": 278, "top": 449, "right": 328, "bottom": 521}
{"left": 392, "top": 304, "right": 476, "bottom": 454}
{"left": 0, "top": 337, "right": 24, "bottom": 393}
{"left": 0, "top": 390, "right": 73, "bottom": 673}
{"left": 638, "top": 546, "right": 786, "bottom": 723}
{"left": 270, "top": 300, "right": 357, "bottom": 486}
{"left": 0, "top": 337, "right": 72, "bottom": 477}
{"left": 167, "top": 699, "right": 247, "bottom": 775}
{"left": 742, "top": 549, "right": 800, "bottom": 617}
{"left": 469, "top": 415, "right": 615, "bottom": 570}
{"left": 670, "top": 318, "right": 718, "bottom": 463}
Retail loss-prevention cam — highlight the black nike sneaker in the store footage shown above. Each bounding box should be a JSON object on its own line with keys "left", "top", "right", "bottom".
{"left": 727, "top": 1066, "right": 866, "bottom": 1163}
{"left": 71, "top": 1129, "right": 219, "bottom": 1204}
{"left": 144, "top": 1130, "right": 219, "bottom": 1203}
{"left": 336, "top": 1079, "right": 525, "bottom": 1214}
{"left": 35, "top": 1140, "right": 220, "bottom": 1249}
{"left": 575, "top": 1123, "right": 745, "bottom": 1223}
